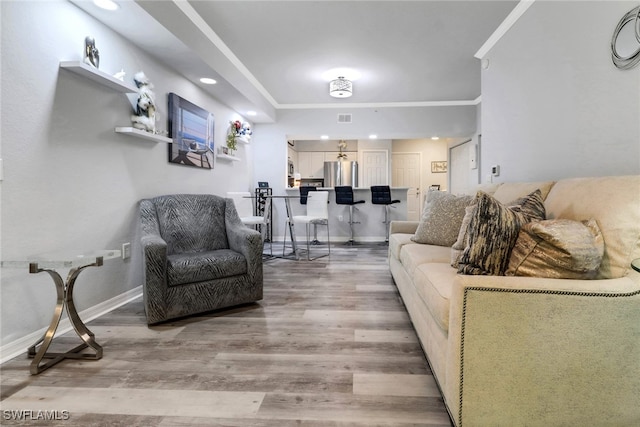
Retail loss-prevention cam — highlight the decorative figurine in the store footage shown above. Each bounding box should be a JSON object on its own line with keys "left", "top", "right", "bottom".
{"left": 113, "top": 69, "right": 126, "bottom": 81}
{"left": 83, "top": 36, "right": 100, "bottom": 69}
{"left": 131, "top": 71, "right": 156, "bottom": 133}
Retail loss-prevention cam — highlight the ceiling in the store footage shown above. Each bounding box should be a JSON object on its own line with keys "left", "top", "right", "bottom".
{"left": 70, "top": 0, "right": 518, "bottom": 124}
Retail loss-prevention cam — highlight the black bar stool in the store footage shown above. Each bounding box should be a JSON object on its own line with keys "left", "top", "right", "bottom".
{"left": 371, "top": 185, "right": 401, "bottom": 242}
{"left": 335, "top": 186, "right": 365, "bottom": 244}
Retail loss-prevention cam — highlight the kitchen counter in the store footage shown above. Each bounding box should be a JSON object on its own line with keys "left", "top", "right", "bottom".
{"left": 284, "top": 187, "right": 409, "bottom": 242}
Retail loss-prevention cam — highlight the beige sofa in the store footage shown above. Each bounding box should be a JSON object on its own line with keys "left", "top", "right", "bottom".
{"left": 389, "top": 176, "right": 640, "bottom": 427}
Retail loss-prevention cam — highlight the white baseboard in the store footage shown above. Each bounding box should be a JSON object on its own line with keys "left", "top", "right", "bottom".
{"left": 0, "top": 286, "right": 143, "bottom": 365}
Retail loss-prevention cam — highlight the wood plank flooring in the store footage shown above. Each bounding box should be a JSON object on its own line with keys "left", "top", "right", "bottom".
{"left": 0, "top": 244, "right": 452, "bottom": 426}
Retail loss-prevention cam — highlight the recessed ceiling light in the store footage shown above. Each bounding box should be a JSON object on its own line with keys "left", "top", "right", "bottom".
{"left": 247, "top": 111, "right": 257, "bottom": 116}
{"left": 369, "top": 134, "right": 378, "bottom": 139}
{"left": 320, "top": 135, "right": 329, "bottom": 140}
{"left": 199, "top": 78, "right": 217, "bottom": 85}
{"left": 93, "top": 0, "right": 119, "bottom": 11}
{"left": 431, "top": 136, "right": 440, "bottom": 140}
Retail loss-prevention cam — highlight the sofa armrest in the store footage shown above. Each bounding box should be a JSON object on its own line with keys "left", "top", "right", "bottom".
{"left": 389, "top": 220, "right": 419, "bottom": 235}
{"left": 444, "top": 274, "right": 640, "bottom": 426}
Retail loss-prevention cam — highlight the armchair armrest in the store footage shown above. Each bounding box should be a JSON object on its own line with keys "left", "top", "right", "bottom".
{"left": 389, "top": 220, "right": 419, "bottom": 235}
{"left": 444, "top": 273, "right": 640, "bottom": 426}
{"left": 225, "top": 202, "right": 263, "bottom": 283}
{"left": 139, "top": 200, "right": 169, "bottom": 323}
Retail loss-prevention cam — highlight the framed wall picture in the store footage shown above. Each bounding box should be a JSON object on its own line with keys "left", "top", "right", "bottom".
{"left": 431, "top": 161, "right": 447, "bottom": 173}
{"left": 168, "top": 93, "right": 215, "bottom": 169}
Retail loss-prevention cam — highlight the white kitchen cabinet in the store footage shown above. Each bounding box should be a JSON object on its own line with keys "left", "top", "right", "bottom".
{"left": 298, "top": 152, "right": 325, "bottom": 178}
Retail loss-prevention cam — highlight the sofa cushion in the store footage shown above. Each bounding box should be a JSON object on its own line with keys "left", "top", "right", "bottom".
{"left": 167, "top": 249, "right": 247, "bottom": 286}
{"left": 399, "top": 243, "right": 452, "bottom": 276}
{"left": 506, "top": 219, "right": 604, "bottom": 279}
{"left": 543, "top": 176, "right": 640, "bottom": 279}
{"left": 411, "top": 190, "right": 474, "bottom": 247}
{"left": 413, "top": 263, "right": 457, "bottom": 332}
{"left": 458, "top": 190, "right": 546, "bottom": 275}
{"left": 492, "top": 181, "right": 555, "bottom": 204}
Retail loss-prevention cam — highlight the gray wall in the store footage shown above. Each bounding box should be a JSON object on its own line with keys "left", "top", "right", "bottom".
{"left": 0, "top": 1, "right": 255, "bottom": 346}
{"left": 480, "top": 1, "right": 640, "bottom": 183}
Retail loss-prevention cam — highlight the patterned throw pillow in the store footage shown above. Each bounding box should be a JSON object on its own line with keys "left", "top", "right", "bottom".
{"left": 411, "top": 190, "right": 474, "bottom": 247}
{"left": 457, "top": 190, "right": 546, "bottom": 275}
{"left": 505, "top": 219, "right": 604, "bottom": 279}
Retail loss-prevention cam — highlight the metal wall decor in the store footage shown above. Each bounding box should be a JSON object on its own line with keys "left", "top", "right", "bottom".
{"left": 611, "top": 5, "right": 640, "bottom": 69}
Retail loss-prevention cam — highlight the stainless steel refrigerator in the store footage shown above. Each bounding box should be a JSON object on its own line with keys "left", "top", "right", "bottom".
{"left": 324, "top": 161, "right": 358, "bottom": 187}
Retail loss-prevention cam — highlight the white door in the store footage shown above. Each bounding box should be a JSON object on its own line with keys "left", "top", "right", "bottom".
{"left": 392, "top": 153, "right": 421, "bottom": 221}
{"left": 362, "top": 150, "right": 388, "bottom": 187}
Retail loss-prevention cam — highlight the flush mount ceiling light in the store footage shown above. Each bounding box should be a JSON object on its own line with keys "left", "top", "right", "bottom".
{"left": 93, "top": 0, "right": 119, "bottom": 11}
{"left": 199, "top": 77, "right": 217, "bottom": 85}
{"left": 329, "top": 77, "right": 353, "bottom": 98}
{"left": 323, "top": 68, "right": 360, "bottom": 99}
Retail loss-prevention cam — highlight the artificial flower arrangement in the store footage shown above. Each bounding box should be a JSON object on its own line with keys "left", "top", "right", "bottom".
{"left": 226, "top": 120, "right": 253, "bottom": 152}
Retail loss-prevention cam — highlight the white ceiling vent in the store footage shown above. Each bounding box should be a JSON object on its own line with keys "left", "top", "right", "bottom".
{"left": 337, "top": 113, "right": 352, "bottom": 123}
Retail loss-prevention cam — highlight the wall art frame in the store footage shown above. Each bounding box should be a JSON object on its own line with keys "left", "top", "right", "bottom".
{"left": 431, "top": 161, "right": 447, "bottom": 173}
{"left": 168, "top": 92, "right": 215, "bottom": 169}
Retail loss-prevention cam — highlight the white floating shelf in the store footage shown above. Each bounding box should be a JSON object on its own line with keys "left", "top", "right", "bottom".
{"left": 115, "top": 127, "right": 173, "bottom": 143}
{"left": 60, "top": 61, "right": 138, "bottom": 93}
{"left": 235, "top": 135, "right": 251, "bottom": 144}
{"left": 217, "top": 154, "right": 241, "bottom": 162}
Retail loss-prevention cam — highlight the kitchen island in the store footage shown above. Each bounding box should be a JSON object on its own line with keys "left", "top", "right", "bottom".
{"left": 284, "top": 187, "right": 409, "bottom": 242}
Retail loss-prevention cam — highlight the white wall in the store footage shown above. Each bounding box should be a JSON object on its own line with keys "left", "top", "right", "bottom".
{"left": 0, "top": 1, "right": 255, "bottom": 346}
{"left": 392, "top": 138, "right": 450, "bottom": 191}
{"left": 480, "top": 1, "right": 640, "bottom": 183}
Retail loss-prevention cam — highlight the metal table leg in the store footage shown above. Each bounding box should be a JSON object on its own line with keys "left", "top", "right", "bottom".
{"left": 27, "top": 258, "right": 104, "bottom": 375}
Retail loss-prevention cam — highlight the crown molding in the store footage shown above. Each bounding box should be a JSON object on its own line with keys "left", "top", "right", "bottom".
{"left": 475, "top": 0, "right": 536, "bottom": 59}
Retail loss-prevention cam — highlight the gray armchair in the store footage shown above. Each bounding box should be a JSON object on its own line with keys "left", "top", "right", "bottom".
{"left": 139, "top": 194, "right": 263, "bottom": 324}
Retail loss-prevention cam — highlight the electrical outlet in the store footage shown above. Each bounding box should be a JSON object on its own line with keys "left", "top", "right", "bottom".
{"left": 338, "top": 215, "right": 343, "bottom": 222}
{"left": 122, "top": 242, "right": 131, "bottom": 260}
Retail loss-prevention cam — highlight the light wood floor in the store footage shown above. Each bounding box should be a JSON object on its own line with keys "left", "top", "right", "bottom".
{"left": 0, "top": 244, "right": 452, "bottom": 426}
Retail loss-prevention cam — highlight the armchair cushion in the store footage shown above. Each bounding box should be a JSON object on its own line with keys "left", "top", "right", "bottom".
{"left": 153, "top": 195, "right": 228, "bottom": 254}
{"left": 167, "top": 249, "right": 247, "bottom": 287}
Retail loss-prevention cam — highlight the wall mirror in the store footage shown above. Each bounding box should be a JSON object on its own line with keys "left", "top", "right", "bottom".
{"left": 611, "top": 5, "right": 640, "bottom": 69}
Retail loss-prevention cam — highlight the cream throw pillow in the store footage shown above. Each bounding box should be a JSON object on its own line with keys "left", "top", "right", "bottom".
{"left": 411, "top": 190, "right": 474, "bottom": 247}
{"left": 506, "top": 219, "right": 604, "bottom": 279}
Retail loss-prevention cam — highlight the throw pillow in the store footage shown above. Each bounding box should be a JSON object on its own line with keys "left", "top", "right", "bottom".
{"left": 411, "top": 190, "right": 474, "bottom": 247}
{"left": 450, "top": 189, "right": 547, "bottom": 269}
{"left": 450, "top": 204, "right": 476, "bottom": 268}
{"left": 505, "top": 219, "right": 604, "bottom": 279}
{"left": 457, "top": 190, "right": 545, "bottom": 275}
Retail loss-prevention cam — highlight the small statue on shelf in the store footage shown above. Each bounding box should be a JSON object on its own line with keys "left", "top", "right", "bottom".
{"left": 131, "top": 71, "right": 156, "bottom": 133}
{"left": 83, "top": 36, "right": 100, "bottom": 69}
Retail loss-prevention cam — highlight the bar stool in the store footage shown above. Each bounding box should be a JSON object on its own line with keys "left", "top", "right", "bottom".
{"left": 299, "top": 186, "right": 320, "bottom": 243}
{"left": 226, "top": 191, "right": 272, "bottom": 255}
{"left": 285, "top": 191, "right": 330, "bottom": 260}
{"left": 334, "top": 186, "right": 365, "bottom": 244}
{"left": 370, "top": 186, "right": 401, "bottom": 243}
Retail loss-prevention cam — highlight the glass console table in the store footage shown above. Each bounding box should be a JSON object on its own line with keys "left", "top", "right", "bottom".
{"left": 1, "top": 250, "right": 120, "bottom": 374}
